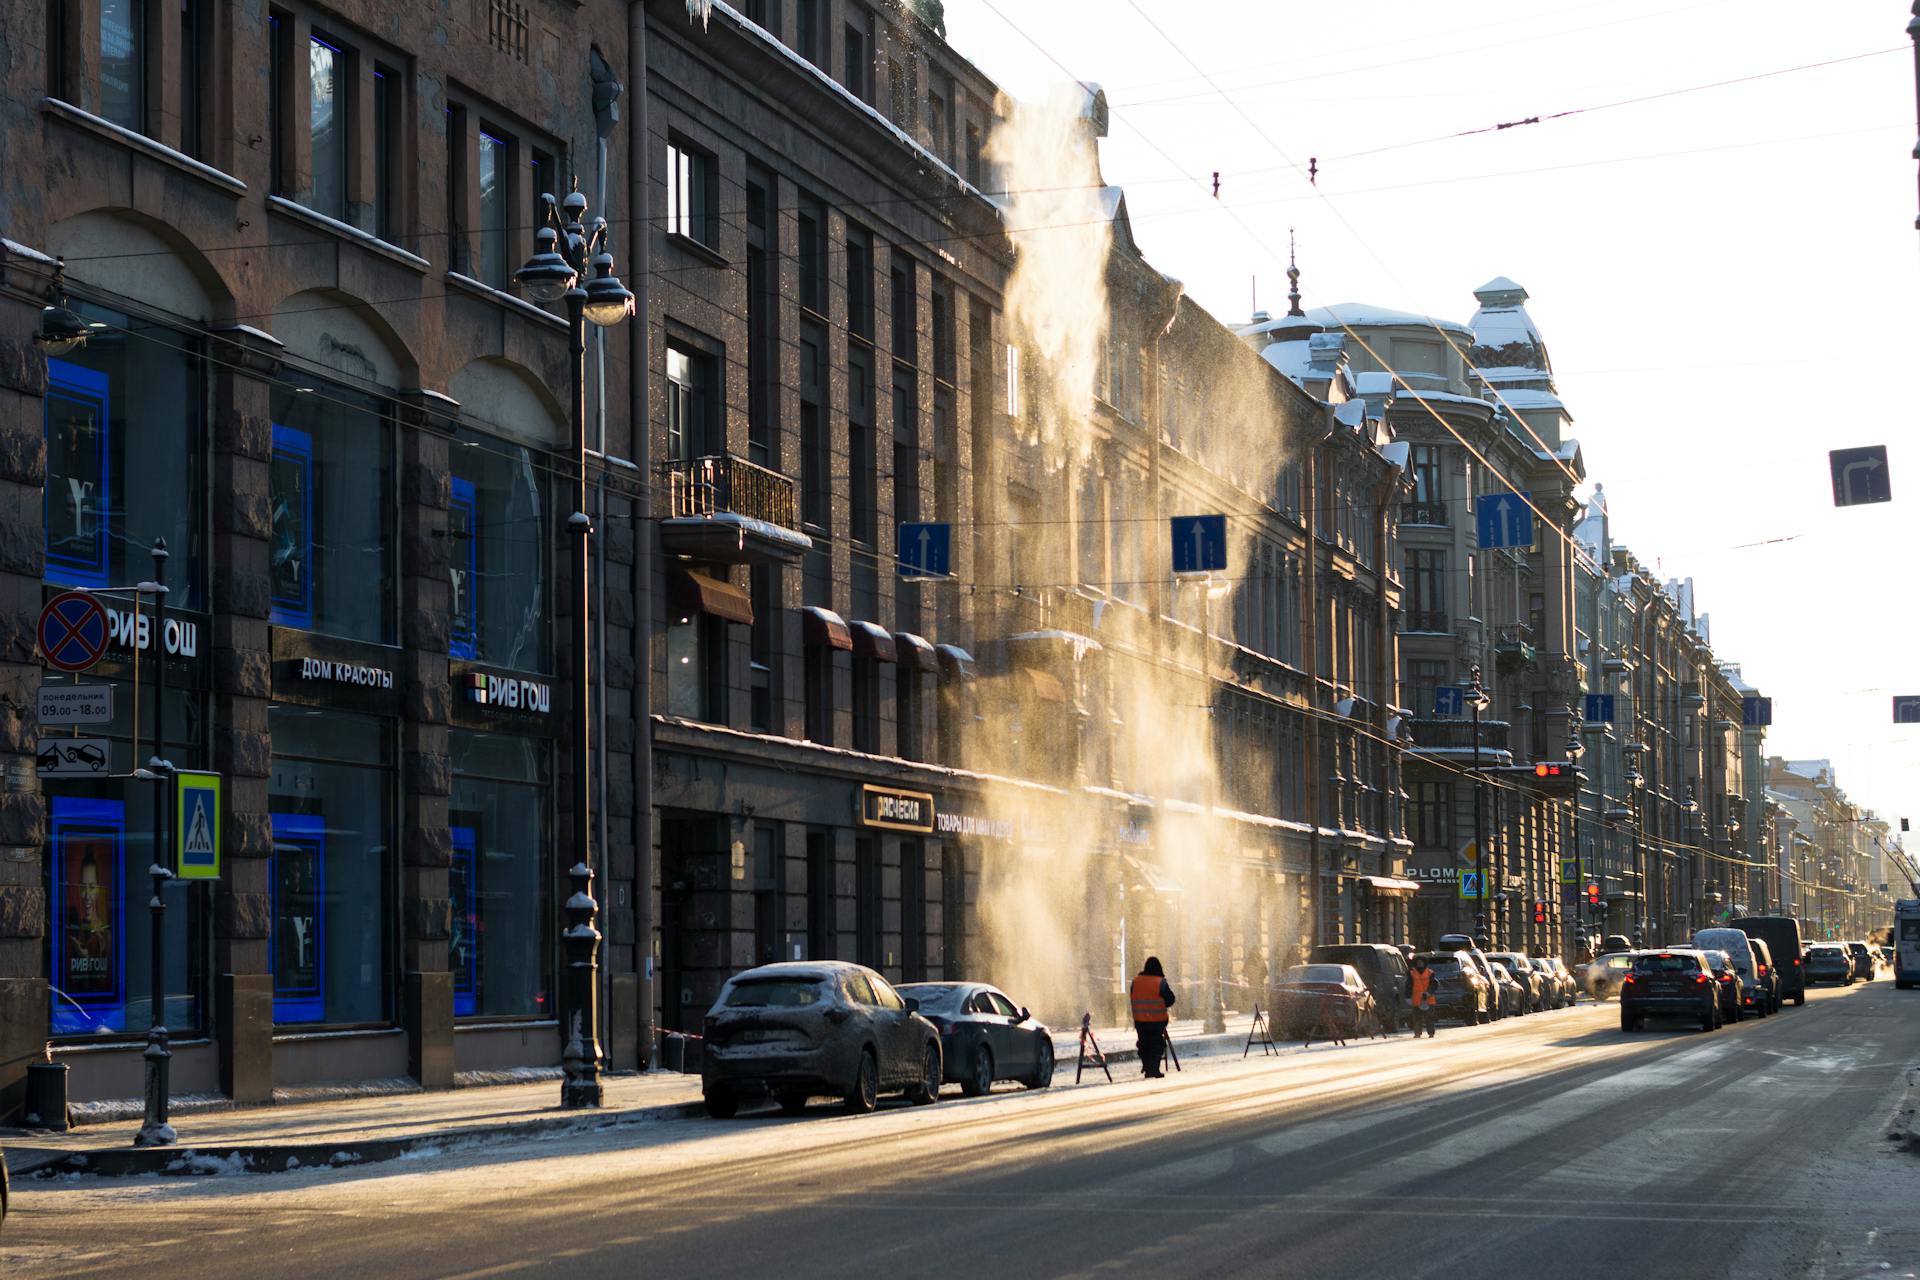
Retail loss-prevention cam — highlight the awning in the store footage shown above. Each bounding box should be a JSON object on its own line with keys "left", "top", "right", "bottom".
{"left": 849, "top": 620, "right": 896, "bottom": 663}
{"left": 1021, "top": 668, "right": 1069, "bottom": 703}
{"left": 669, "top": 571, "right": 754, "bottom": 626}
{"left": 1123, "top": 854, "right": 1182, "bottom": 895}
{"left": 1356, "top": 875, "right": 1421, "bottom": 896}
{"left": 935, "top": 643, "right": 975, "bottom": 682}
{"left": 894, "top": 632, "right": 938, "bottom": 672}
{"left": 801, "top": 606, "right": 852, "bottom": 651}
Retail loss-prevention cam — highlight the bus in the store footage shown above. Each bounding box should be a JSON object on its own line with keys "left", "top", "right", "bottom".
{"left": 1896, "top": 900, "right": 1920, "bottom": 990}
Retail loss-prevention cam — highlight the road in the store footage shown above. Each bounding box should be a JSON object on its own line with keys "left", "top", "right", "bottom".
{"left": 6, "top": 982, "right": 1918, "bottom": 1280}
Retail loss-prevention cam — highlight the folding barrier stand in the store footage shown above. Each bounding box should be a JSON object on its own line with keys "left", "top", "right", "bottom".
{"left": 1163, "top": 1027, "right": 1182, "bottom": 1073}
{"left": 1076, "top": 1011, "right": 1113, "bottom": 1084}
{"left": 1243, "top": 1002, "right": 1277, "bottom": 1058}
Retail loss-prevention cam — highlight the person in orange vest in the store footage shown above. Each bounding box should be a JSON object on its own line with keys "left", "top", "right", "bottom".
{"left": 1130, "top": 955, "right": 1177, "bottom": 1078}
{"left": 1407, "top": 954, "right": 1439, "bottom": 1038}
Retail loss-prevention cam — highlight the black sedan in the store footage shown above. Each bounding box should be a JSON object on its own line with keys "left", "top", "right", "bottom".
{"left": 1804, "top": 945, "right": 1854, "bottom": 986}
{"left": 897, "top": 982, "right": 1055, "bottom": 1095}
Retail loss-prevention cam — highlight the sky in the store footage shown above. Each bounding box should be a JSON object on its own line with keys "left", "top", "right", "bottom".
{"left": 945, "top": 0, "right": 1920, "bottom": 839}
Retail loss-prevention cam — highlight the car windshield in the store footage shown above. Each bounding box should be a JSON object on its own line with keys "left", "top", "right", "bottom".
{"left": 1631, "top": 954, "right": 1701, "bottom": 974}
{"left": 1413, "top": 956, "right": 1460, "bottom": 973}
{"left": 1601, "top": 955, "right": 1634, "bottom": 971}
{"left": 896, "top": 984, "right": 966, "bottom": 1016}
{"left": 1283, "top": 965, "right": 1349, "bottom": 984}
{"left": 721, "top": 978, "right": 828, "bottom": 1008}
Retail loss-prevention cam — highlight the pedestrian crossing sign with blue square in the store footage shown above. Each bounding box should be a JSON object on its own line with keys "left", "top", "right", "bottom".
{"left": 175, "top": 770, "right": 222, "bottom": 880}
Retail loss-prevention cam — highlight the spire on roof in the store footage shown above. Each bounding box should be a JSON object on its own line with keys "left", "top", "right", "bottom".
{"left": 1286, "top": 229, "right": 1304, "bottom": 318}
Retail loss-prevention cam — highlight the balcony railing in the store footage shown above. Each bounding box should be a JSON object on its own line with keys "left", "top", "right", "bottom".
{"left": 1407, "top": 718, "right": 1511, "bottom": 753}
{"left": 660, "top": 453, "right": 797, "bottom": 528}
{"left": 1402, "top": 609, "right": 1450, "bottom": 633}
{"left": 1400, "top": 500, "right": 1450, "bottom": 527}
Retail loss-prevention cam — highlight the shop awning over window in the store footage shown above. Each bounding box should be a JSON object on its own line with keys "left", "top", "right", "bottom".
{"left": 1356, "top": 875, "right": 1421, "bottom": 897}
{"left": 894, "top": 631, "right": 938, "bottom": 673}
{"left": 1022, "top": 668, "right": 1069, "bottom": 703}
{"left": 670, "top": 571, "right": 754, "bottom": 626}
{"left": 935, "top": 643, "right": 975, "bottom": 682}
{"left": 802, "top": 605, "right": 853, "bottom": 651}
{"left": 849, "top": 620, "right": 897, "bottom": 663}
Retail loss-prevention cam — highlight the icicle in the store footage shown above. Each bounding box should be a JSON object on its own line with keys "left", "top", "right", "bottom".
{"left": 686, "top": 0, "right": 712, "bottom": 28}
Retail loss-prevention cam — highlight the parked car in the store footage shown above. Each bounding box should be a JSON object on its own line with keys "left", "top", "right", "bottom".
{"left": 1844, "top": 941, "right": 1875, "bottom": 982}
{"left": 1729, "top": 916, "right": 1807, "bottom": 1006}
{"left": 1620, "top": 950, "right": 1721, "bottom": 1032}
{"left": 1274, "top": 963, "right": 1377, "bottom": 1039}
{"left": 1536, "top": 957, "right": 1577, "bottom": 1007}
{"left": 1307, "top": 943, "right": 1411, "bottom": 1032}
{"left": 1489, "top": 953, "right": 1546, "bottom": 1012}
{"left": 1, "top": 1139, "right": 7, "bottom": 1233}
{"left": 1412, "top": 950, "right": 1490, "bottom": 1025}
{"left": 897, "top": 981, "right": 1054, "bottom": 1095}
{"left": 1804, "top": 944, "right": 1854, "bottom": 986}
{"left": 1698, "top": 949, "right": 1745, "bottom": 1022}
{"left": 701, "top": 961, "right": 942, "bottom": 1117}
{"left": 1597, "top": 934, "right": 1635, "bottom": 955}
{"left": 1484, "top": 960, "right": 1527, "bottom": 1018}
{"left": 1693, "top": 928, "right": 1770, "bottom": 1017}
{"left": 1584, "top": 952, "right": 1637, "bottom": 1002}
{"left": 1438, "top": 934, "right": 1511, "bottom": 1021}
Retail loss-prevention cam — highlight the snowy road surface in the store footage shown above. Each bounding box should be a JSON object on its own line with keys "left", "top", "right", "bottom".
{"left": 6, "top": 982, "right": 1919, "bottom": 1280}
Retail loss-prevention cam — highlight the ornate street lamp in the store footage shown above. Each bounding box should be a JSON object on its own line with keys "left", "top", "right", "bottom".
{"left": 34, "top": 256, "right": 91, "bottom": 355}
{"left": 1465, "top": 665, "right": 1491, "bottom": 946}
{"left": 514, "top": 184, "right": 632, "bottom": 1109}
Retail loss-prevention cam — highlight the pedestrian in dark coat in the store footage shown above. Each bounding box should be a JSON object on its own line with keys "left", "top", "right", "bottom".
{"left": 1130, "top": 956, "right": 1176, "bottom": 1078}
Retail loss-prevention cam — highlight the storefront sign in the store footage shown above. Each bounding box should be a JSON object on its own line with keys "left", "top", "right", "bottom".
{"left": 104, "top": 607, "right": 199, "bottom": 658}
{"left": 936, "top": 809, "right": 1016, "bottom": 842}
{"left": 451, "top": 663, "right": 559, "bottom": 735}
{"left": 859, "top": 784, "right": 936, "bottom": 833}
{"left": 461, "top": 671, "right": 551, "bottom": 713}
{"left": 1405, "top": 866, "right": 1461, "bottom": 883}
{"left": 271, "top": 628, "right": 403, "bottom": 715}
{"left": 294, "top": 656, "right": 394, "bottom": 689}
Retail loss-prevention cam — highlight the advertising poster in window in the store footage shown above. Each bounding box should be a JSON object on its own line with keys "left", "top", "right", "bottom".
{"left": 44, "top": 359, "right": 111, "bottom": 587}
{"left": 50, "top": 796, "right": 127, "bottom": 1034}
{"left": 449, "top": 477, "right": 478, "bottom": 660}
{"left": 270, "top": 812, "right": 327, "bottom": 1023}
{"left": 270, "top": 424, "right": 315, "bottom": 628}
{"left": 450, "top": 823, "right": 478, "bottom": 1016}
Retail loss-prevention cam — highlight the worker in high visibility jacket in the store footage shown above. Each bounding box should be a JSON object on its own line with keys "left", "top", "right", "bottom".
{"left": 1408, "top": 954, "right": 1439, "bottom": 1038}
{"left": 1130, "top": 956, "right": 1177, "bottom": 1078}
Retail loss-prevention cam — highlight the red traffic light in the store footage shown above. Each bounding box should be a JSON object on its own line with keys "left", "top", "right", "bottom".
{"left": 1532, "top": 900, "right": 1547, "bottom": 924}
{"left": 1534, "top": 762, "right": 1567, "bottom": 777}
{"left": 1586, "top": 882, "right": 1601, "bottom": 905}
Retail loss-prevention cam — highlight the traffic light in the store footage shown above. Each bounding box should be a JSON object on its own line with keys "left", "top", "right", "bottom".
{"left": 1533, "top": 900, "right": 1547, "bottom": 924}
{"left": 1586, "top": 882, "right": 1602, "bottom": 906}
{"left": 1534, "top": 762, "right": 1568, "bottom": 777}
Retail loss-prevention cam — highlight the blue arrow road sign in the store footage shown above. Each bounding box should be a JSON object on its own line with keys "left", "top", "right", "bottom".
{"left": 1584, "top": 693, "right": 1615, "bottom": 723}
{"left": 896, "top": 521, "right": 952, "bottom": 578}
{"left": 1170, "top": 514, "right": 1228, "bottom": 574}
{"left": 1434, "top": 686, "right": 1465, "bottom": 717}
{"left": 1475, "top": 492, "right": 1534, "bottom": 550}
{"left": 1741, "top": 696, "right": 1773, "bottom": 727}
{"left": 1894, "top": 696, "right": 1920, "bottom": 724}
{"left": 1829, "top": 445, "right": 1891, "bottom": 507}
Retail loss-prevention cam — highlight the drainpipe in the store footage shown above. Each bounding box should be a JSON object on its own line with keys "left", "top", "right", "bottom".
{"left": 628, "top": 0, "right": 656, "bottom": 1069}
{"left": 591, "top": 42, "right": 620, "bottom": 1071}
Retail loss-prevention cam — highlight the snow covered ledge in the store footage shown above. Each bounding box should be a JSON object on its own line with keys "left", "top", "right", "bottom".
{"left": 40, "top": 96, "right": 246, "bottom": 197}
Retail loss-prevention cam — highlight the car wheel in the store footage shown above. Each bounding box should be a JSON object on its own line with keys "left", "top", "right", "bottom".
{"left": 1794, "top": 992, "right": 1806, "bottom": 1007}
{"left": 962, "top": 1045, "right": 994, "bottom": 1098}
{"left": 1027, "top": 1039, "right": 1055, "bottom": 1090}
{"left": 844, "top": 1049, "right": 879, "bottom": 1115}
{"left": 1700, "top": 1005, "right": 1715, "bottom": 1033}
{"left": 907, "top": 1042, "right": 942, "bottom": 1106}
{"left": 774, "top": 1089, "right": 810, "bottom": 1114}
{"left": 1620, "top": 1010, "right": 1635, "bottom": 1033}
{"left": 703, "top": 1090, "right": 740, "bottom": 1119}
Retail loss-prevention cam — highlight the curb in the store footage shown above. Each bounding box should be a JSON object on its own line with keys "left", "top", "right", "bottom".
{"left": 3, "top": 1097, "right": 707, "bottom": 1181}
{"left": 1899, "top": 1067, "right": 1920, "bottom": 1155}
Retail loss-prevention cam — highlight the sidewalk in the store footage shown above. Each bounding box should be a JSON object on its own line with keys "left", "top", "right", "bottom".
{"left": 1, "top": 1010, "right": 1275, "bottom": 1181}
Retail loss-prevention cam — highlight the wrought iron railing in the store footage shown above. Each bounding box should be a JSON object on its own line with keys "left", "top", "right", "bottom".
{"left": 1400, "top": 501, "right": 1449, "bottom": 527}
{"left": 1407, "top": 718, "right": 1511, "bottom": 753}
{"left": 659, "top": 453, "right": 797, "bottom": 528}
{"left": 1402, "top": 609, "right": 1450, "bottom": 633}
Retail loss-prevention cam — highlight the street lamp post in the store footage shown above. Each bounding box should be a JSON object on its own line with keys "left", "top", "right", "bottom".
{"left": 514, "top": 185, "right": 633, "bottom": 1109}
{"left": 135, "top": 539, "right": 175, "bottom": 1148}
{"left": 1466, "top": 665, "right": 1491, "bottom": 947}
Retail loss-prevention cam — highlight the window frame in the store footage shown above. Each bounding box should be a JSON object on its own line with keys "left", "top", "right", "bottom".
{"left": 665, "top": 135, "right": 719, "bottom": 251}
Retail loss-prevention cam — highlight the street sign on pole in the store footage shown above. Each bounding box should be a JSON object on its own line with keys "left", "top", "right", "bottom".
{"left": 1895, "top": 696, "right": 1920, "bottom": 725}
{"left": 38, "top": 590, "right": 110, "bottom": 673}
{"left": 1741, "top": 696, "right": 1773, "bottom": 727}
{"left": 1459, "top": 871, "right": 1483, "bottom": 900}
{"left": 35, "top": 737, "right": 110, "bottom": 776}
{"left": 1474, "top": 492, "right": 1534, "bottom": 550}
{"left": 175, "top": 771, "right": 222, "bottom": 880}
{"left": 1170, "top": 514, "right": 1228, "bottom": 575}
{"left": 896, "top": 521, "right": 952, "bottom": 579}
{"left": 1584, "top": 693, "right": 1615, "bottom": 723}
{"left": 37, "top": 684, "right": 113, "bottom": 726}
{"left": 1434, "top": 686, "right": 1465, "bottom": 717}
{"left": 1828, "top": 445, "right": 1891, "bottom": 507}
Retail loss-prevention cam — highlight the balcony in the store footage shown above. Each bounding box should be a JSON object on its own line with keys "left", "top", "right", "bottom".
{"left": 1406, "top": 718, "right": 1510, "bottom": 755}
{"left": 1494, "top": 624, "right": 1536, "bottom": 676}
{"left": 1401, "top": 610, "right": 1450, "bottom": 634}
{"left": 1400, "top": 500, "right": 1450, "bottom": 527}
{"left": 658, "top": 454, "right": 812, "bottom": 565}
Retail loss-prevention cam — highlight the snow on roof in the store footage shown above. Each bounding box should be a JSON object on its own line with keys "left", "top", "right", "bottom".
{"left": 1496, "top": 388, "right": 1566, "bottom": 412}
{"left": 1305, "top": 302, "right": 1472, "bottom": 335}
{"left": 1238, "top": 312, "right": 1322, "bottom": 340}
{"left": 1260, "top": 340, "right": 1317, "bottom": 388}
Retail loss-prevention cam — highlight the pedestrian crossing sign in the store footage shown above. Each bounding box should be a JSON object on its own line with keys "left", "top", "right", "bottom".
{"left": 1459, "top": 871, "right": 1482, "bottom": 900}
{"left": 175, "top": 770, "right": 222, "bottom": 880}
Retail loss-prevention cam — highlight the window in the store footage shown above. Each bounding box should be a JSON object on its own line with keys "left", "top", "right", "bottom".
{"left": 753, "top": 826, "right": 783, "bottom": 965}
{"left": 100, "top": 0, "right": 146, "bottom": 131}
{"left": 44, "top": 305, "right": 206, "bottom": 610}
{"left": 848, "top": 349, "right": 875, "bottom": 544}
{"left": 901, "top": 841, "right": 926, "bottom": 980}
{"left": 890, "top": 257, "right": 917, "bottom": 364}
{"left": 444, "top": 103, "right": 466, "bottom": 270}
{"left": 450, "top": 431, "right": 549, "bottom": 670}
{"left": 746, "top": 166, "right": 778, "bottom": 467}
{"left": 450, "top": 731, "right": 552, "bottom": 1018}
{"left": 800, "top": 320, "right": 829, "bottom": 528}
{"left": 851, "top": 656, "right": 879, "bottom": 753}
{"left": 1405, "top": 549, "right": 1447, "bottom": 633}
{"left": 931, "top": 282, "right": 955, "bottom": 384}
{"left": 181, "top": 0, "right": 205, "bottom": 158}
{"left": 1410, "top": 659, "right": 1449, "bottom": 718}
{"left": 854, "top": 837, "right": 880, "bottom": 966}
{"left": 926, "top": 88, "right": 948, "bottom": 156}
{"left": 371, "top": 69, "right": 397, "bottom": 240}
{"left": 666, "top": 613, "right": 726, "bottom": 723}
{"left": 269, "top": 707, "right": 394, "bottom": 1026}
{"left": 744, "top": 0, "right": 775, "bottom": 30}
{"left": 965, "top": 122, "right": 983, "bottom": 188}
{"left": 749, "top": 565, "right": 776, "bottom": 731}
{"left": 477, "top": 128, "right": 510, "bottom": 287}
{"left": 797, "top": 194, "right": 826, "bottom": 315}
{"left": 666, "top": 344, "right": 719, "bottom": 464}
{"left": 806, "top": 830, "right": 832, "bottom": 959}
{"left": 846, "top": 225, "right": 874, "bottom": 340}
{"left": 269, "top": 380, "right": 395, "bottom": 643}
{"left": 1411, "top": 444, "right": 1443, "bottom": 505}
{"left": 309, "top": 35, "right": 348, "bottom": 221}
{"left": 666, "top": 138, "right": 716, "bottom": 248}
{"left": 894, "top": 439, "right": 920, "bottom": 634}
{"left": 843, "top": 9, "right": 872, "bottom": 102}
{"left": 795, "top": 0, "right": 823, "bottom": 66}
{"left": 804, "top": 641, "right": 833, "bottom": 744}
{"left": 897, "top": 666, "right": 922, "bottom": 761}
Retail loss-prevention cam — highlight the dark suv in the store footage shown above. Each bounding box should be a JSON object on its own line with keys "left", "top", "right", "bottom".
{"left": 1620, "top": 950, "right": 1721, "bottom": 1032}
{"left": 1307, "top": 943, "right": 1411, "bottom": 1032}
{"left": 1729, "top": 916, "right": 1806, "bottom": 1006}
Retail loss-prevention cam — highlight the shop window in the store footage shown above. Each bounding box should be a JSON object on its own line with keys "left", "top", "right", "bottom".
{"left": 752, "top": 825, "right": 783, "bottom": 965}
{"left": 666, "top": 138, "right": 717, "bottom": 249}
{"left": 942, "top": 845, "right": 965, "bottom": 976}
{"left": 854, "top": 836, "right": 879, "bottom": 967}
{"left": 805, "top": 829, "right": 832, "bottom": 959}
{"left": 269, "top": 380, "right": 395, "bottom": 643}
{"left": 450, "top": 431, "right": 550, "bottom": 671}
{"left": 44, "top": 305, "right": 206, "bottom": 610}
{"left": 269, "top": 707, "right": 394, "bottom": 1026}
{"left": 450, "top": 730, "right": 552, "bottom": 1018}
{"left": 900, "top": 839, "right": 925, "bottom": 981}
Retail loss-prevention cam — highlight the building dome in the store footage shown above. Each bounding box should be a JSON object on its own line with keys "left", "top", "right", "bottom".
{"left": 1468, "top": 276, "right": 1551, "bottom": 381}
